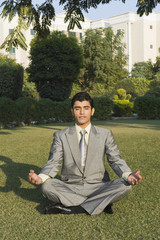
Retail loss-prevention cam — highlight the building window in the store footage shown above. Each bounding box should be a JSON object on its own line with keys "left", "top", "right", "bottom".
{"left": 30, "top": 29, "right": 35, "bottom": 35}
{"left": 68, "top": 31, "right": 76, "bottom": 37}
{"left": 80, "top": 33, "right": 83, "bottom": 39}
{"left": 9, "top": 48, "right": 15, "bottom": 55}
{"left": 150, "top": 44, "right": 153, "bottom": 49}
{"left": 150, "top": 25, "right": 153, "bottom": 29}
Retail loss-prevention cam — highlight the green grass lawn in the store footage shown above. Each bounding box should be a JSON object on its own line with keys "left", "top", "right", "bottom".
{"left": 0, "top": 120, "right": 160, "bottom": 240}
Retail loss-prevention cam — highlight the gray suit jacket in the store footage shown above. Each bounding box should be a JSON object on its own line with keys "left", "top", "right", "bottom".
{"left": 40, "top": 125, "right": 131, "bottom": 183}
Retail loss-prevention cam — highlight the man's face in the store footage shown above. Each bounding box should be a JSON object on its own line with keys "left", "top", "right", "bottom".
{"left": 71, "top": 100, "right": 95, "bottom": 128}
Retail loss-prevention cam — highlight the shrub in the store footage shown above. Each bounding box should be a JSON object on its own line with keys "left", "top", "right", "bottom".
{"left": 113, "top": 100, "right": 134, "bottom": 117}
{"left": 93, "top": 97, "right": 113, "bottom": 120}
{"left": 0, "top": 97, "right": 18, "bottom": 127}
{"left": 112, "top": 89, "right": 133, "bottom": 117}
{"left": 0, "top": 54, "right": 24, "bottom": 100}
{"left": 134, "top": 95, "right": 160, "bottom": 119}
{"left": 113, "top": 88, "right": 131, "bottom": 101}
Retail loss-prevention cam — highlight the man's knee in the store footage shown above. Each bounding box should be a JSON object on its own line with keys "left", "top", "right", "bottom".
{"left": 110, "top": 179, "right": 132, "bottom": 204}
{"left": 41, "top": 179, "right": 55, "bottom": 197}
{"left": 122, "top": 180, "right": 132, "bottom": 196}
{"left": 41, "top": 181, "right": 49, "bottom": 196}
{"left": 41, "top": 179, "right": 61, "bottom": 203}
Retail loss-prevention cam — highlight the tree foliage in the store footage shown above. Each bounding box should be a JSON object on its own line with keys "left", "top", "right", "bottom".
{"left": 146, "top": 73, "right": 160, "bottom": 97}
{"left": 0, "top": 0, "right": 55, "bottom": 51}
{"left": 79, "top": 27, "right": 128, "bottom": 93}
{"left": 22, "top": 71, "right": 39, "bottom": 100}
{"left": 0, "top": 16, "right": 28, "bottom": 51}
{"left": 153, "top": 54, "right": 160, "bottom": 74}
{"left": 129, "top": 53, "right": 160, "bottom": 98}
{"left": 136, "top": 0, "right": 160, "bottom": 16}
{"left": 131, "top": 61, "right": 154, "bottom": 80}
{"left": 27, "top": 31, "right": 83, "bottom": 101}
{"left": 115, "top": 77, "right": 150, "bottom": 99}
{"left": 0, "top": 54, "right": 24, "bottom": 100}
{"left": 0, "top": 0, "right": 160, "bottom": 50}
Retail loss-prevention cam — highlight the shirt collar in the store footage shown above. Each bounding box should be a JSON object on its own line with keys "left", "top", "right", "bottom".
{"left": 75, "top": 123, "right": 91, "bottom": 134}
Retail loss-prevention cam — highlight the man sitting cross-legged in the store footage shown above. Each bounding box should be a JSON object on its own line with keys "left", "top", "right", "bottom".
{"left": 28, "top": 92, "right": 142, "bottom": 215}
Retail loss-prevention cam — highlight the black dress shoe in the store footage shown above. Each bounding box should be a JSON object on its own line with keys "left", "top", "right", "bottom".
{"left": 45, "top": 204, "right": 73, "bottom": 214}
{"left": 70, "top": 206, "right": 87, "bottom": 214}
{"left": 104, "top": 204, "right": 114, "bottom": 214}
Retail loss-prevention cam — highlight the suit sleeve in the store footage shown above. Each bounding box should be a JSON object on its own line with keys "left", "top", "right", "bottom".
{"left": 105, "top": 130, "right": 132, "bottom": 177}
{"left": 39, "top": 131, "right": 63, "bottom": 178}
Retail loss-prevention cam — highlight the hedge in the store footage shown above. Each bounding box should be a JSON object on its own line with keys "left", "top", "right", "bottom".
{"left": 93, "top": 97, "right": 113, "bottom": 120}
{"left": 0, "top": 96, "right": 114, "bottom": 128}
{"left": 36, "top": 98, "right": 57, "bottom": 122}
{"left": 134, "top": 95, "right": 160, "bottom": 119}
{"left": 16, "top": 97, "right": 39, "bottom": 125}
{"left": 0, "top": 97, "right": 18, "bottom": 127}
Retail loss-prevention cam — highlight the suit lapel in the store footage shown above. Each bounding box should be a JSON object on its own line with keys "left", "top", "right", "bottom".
{"left": 85, "top": 125, "right": 99, "bottom": 174}
{"left": 65, "top": 126, "right": 82, "bottom": 172}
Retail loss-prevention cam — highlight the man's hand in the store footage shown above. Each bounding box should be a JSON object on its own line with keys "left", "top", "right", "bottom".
{"left": 28, "top": 169, "right": 43, "bottom": 185}
{"left": 127, "top": 170, "right": 142, "bottom": 185}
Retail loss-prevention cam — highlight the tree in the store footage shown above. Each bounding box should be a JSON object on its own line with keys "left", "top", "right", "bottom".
{"left": 22, "top": 71, "right": 39, "bottom": 100}
{"left": 1, "top": 0, "right": 160, "bottom": 50}
{"left": 27, "top": 31, "right": 83, "bottom": 101}
{"left": 153, "top": 50, "right": 160, "bottom": 74}
{"left": 0, "top": 54, "right": 24, "bottom": 100}
{"left": 149, "top": 53, "right": 160, "bottom": 97}
{"left": 79, "top": 27, "right": 128, "bottom": 94}
{"left": 146, "top": 73, "right": 160, "bottom": 97}
{"left": 115, "top": 77, "right": 150, "bottom": 99}
{"left": 131, "top": 61, "right": 154, "bottom": 80}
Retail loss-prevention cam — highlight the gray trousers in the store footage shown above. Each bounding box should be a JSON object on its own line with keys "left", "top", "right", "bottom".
{"left": 41, "top": 178, "right": 132, "bottom": 215}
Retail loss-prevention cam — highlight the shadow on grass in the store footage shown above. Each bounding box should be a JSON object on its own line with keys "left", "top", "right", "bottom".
{"left": 0, "top": 131, "right": 11, "bottom": 135}
{"left": 0, "top": 155, "right": 48, "bottom": 213}
{"left": 1, "top": 120, "right": 160, "bottom": 133}
{"left": 33, "top": 121, "right": 74, "bottom": 131}
{"left": 94, "top": 119, "right": 160, "bottom": 131}
{"left": 34, "top": 119, "right": 160, "bottom": 131}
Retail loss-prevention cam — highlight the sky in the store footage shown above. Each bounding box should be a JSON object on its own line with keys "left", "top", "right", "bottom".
{"left": 33, "top": 0, "right": 160, "bottom": 21}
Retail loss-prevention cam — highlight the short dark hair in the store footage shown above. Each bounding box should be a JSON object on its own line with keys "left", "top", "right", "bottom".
{"left": 71, "top": 92, "right": 94, "bottom": 109}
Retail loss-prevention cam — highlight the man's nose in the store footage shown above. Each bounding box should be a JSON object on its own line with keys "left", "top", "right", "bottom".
{"left": 80, "top": 108, "right": 84, "bottom": 114}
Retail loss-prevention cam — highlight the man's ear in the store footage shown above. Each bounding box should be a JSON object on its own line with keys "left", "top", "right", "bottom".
{"left": 91, "top": 108, "right": 95, "bottom": 116}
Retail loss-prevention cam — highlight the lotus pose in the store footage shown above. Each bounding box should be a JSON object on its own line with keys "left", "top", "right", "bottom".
{"left": 28, "top": 92, "right": 142, "bottom": 215}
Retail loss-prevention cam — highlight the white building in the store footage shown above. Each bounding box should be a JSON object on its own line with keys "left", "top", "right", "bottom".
{"left": 0, "top": 12, "right": 160, "bottom": 72}
{"left": 106, "top": 12, "right": 160, "bottom": 72}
